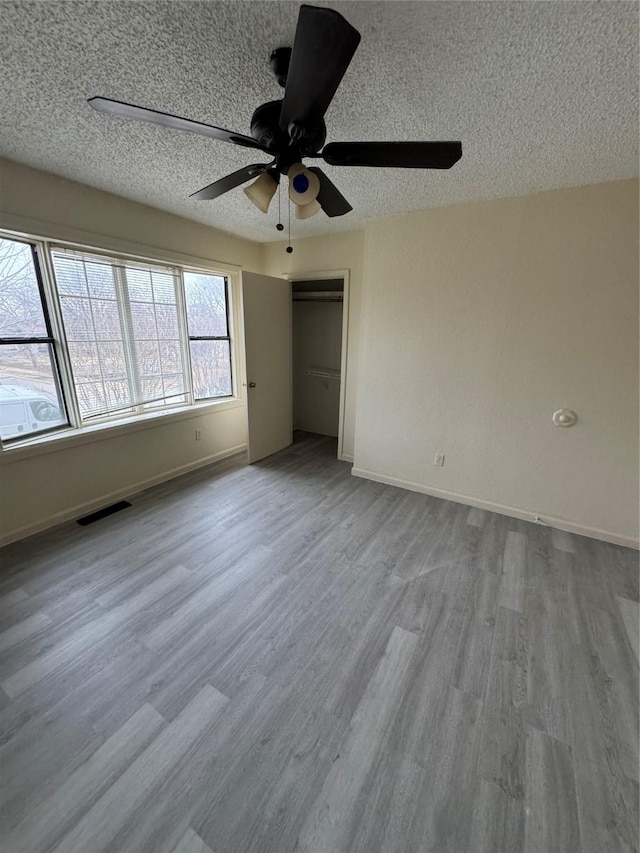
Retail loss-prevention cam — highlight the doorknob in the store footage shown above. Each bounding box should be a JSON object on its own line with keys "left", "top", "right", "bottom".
{"left": 243, "top": 381, "right": 256, "bottom": 388}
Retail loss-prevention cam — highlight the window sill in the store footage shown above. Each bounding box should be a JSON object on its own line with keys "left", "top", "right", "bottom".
{"left": 0, "top": 396, "right": 245, "bottom": 463}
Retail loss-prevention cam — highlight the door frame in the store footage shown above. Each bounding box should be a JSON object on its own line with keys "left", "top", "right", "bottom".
{"left": 285, "top": 268, "right": 350, "bottom": 461}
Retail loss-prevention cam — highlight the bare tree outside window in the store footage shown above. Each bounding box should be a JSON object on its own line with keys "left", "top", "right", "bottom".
{"left": 51, "top": 252, "right": 191, "bottom": 419}
{"left": 1, "top": 232, "right": 235, "bottom": 444}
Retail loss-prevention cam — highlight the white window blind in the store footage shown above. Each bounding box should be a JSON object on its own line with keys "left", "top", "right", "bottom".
{"left": 50, "top": 248, "right": 189, "bottom": 419}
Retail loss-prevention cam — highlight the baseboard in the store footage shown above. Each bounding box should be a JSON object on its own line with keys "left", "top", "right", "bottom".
{"left": 351, "top": 466, "right": 639, "bottom": 550}
{"left": 0, "top": 444, "right": 247, "bottom": 547}
{"left": 339, "top": 453, "right": 354, "bottom": 463}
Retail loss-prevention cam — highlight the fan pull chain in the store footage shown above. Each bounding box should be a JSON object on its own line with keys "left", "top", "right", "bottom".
{"left": 276, "top": 180, "right": 284, "bottom": 233}
{"left": 286, "top": 195, "right": 293, "bottom": 253}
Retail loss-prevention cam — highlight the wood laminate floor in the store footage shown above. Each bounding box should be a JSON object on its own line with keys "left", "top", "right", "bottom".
{"left": 0, "top": 432, "right": 638, "bottom": 853}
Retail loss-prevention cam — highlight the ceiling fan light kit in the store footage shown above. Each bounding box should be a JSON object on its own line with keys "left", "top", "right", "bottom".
{"left": 88, "top": 4, "right": 461, "bottom": 250}
{"left": 244, "top": 171, "right": 279, "bottom": 213}
{"left": 295, "top": 198, "right": 322, "bottom": 220}
{"left": 288, "top": 163, "right": 321, "bottom": 206}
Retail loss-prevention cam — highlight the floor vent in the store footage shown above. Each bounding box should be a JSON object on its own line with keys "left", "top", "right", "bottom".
{"left": 76, "top": 500, "right": 132, "bottom": 526}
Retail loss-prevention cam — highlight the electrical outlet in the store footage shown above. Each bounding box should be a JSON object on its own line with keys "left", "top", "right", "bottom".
{"left": 434, "top": 453, "right": 445, "bottom": 467}
{"left": 195, "top": 429, "right": 202, "bottom": 441}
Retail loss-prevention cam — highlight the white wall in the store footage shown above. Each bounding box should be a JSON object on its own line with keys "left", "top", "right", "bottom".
{"left": 293, "top": 301, "right": 343, "bottom": 436}
{"left": 2, "top": 159, "right": 637, "bottom": 548}
{"left": 352, "top": 180, "right": 639, "bottom": 547}
{"left": 0, "top": 158, "right": 262, "bottom": 545}
{"left": 263, "top": 230, "right": 364, "bottom": 460}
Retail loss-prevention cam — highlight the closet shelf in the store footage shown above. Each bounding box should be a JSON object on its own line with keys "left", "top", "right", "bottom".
{"left": 299, "top": 367, "right": 341, "bottom": 380}
{"left": 292, "top": 291, "right": 343, "bottom": 302}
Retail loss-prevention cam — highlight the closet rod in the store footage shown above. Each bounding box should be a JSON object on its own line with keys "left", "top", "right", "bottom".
{"left": 293, "top": 298, "right": 343, "bottom": 303}
{"left": 292, "top": 291, "right": 343, "bottom": 302}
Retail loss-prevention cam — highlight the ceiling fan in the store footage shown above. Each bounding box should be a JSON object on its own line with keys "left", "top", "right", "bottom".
{"left": 88, "top": 4, "right": 462, "bottom": 226}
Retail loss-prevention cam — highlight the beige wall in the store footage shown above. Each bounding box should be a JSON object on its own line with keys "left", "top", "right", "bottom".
{"left": 263, "top": 230, "right": 365, "bottom": 459}
{"left": 1, "top": 158, "right": 637, "bottom": 548}
{"left": 0, "top": 158, "right": 263, "bottom": 271}
{"left": 0, "top": 158, "right": 261, "bottom": 544}
{"left": 353, "top": 180, "right": 639, "bottom": 546}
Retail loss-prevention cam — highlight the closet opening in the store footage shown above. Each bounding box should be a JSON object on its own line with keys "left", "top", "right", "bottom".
{"left": 290, "top": 273, "right": 349, "bottom": 460}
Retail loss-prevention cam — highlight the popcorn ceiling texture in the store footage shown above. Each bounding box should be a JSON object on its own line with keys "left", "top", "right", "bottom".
{"left": 1, "top": 1, "right": 637, "bottom": 242}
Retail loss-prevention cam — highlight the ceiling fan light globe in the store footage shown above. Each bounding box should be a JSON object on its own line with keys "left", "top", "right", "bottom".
{"left": 243, "top": 171, "right": 278, "bottom": 213}
{"left": 295, "top": 199, "right": 322, "bottom": 219}
{"left": 288, "top": 166, "right": 320, "bottom": 205}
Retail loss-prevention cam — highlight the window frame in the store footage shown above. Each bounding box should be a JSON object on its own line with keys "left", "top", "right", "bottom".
{"left": 0, "top": 228, "right": 242, "bottom": 454}
{"left": 50, "top": 246, "right": 193, "bottom": 422}
{"left": 183, "top": 269, "right": 234, "bottom": 403}
{"left": 0, "top": 237, "right": 71, "bottom": 443}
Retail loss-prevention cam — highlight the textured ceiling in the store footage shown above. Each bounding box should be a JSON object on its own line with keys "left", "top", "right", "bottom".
{"left": 1, "top": 1, "right": 638, "bottom": 242}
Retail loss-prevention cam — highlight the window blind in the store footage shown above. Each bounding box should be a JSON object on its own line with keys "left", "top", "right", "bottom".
{"left": 50, "top": 248, "right": 189, "bottom": 419}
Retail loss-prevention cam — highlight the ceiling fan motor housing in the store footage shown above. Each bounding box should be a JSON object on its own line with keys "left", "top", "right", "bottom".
{"left": 250, "top": 99, "right": 326, "bottom": 164}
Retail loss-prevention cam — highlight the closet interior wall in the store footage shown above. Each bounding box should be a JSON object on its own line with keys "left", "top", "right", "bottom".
{"left": 292, "top": 279, "right": 344, "bottom": 438}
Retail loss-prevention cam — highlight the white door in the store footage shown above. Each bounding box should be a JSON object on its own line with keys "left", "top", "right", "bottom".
{"left": 242, "top": 271, "right": 292, "bottom": 463}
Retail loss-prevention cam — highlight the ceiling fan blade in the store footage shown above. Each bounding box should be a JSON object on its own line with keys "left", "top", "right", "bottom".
{"left": 88, "top": 97, "right": 268, "bottom": 151}
{"left": 189, "top": 164, "right": 268, "bottom": 201}
{"left": 322, "top": 141, "right": 463, "bottom": 169}
{"left": 279, "top": 5, "right": 360, "bottom": 137}
{"left": 307, "top": 167, "right": 352, "bottom": 217}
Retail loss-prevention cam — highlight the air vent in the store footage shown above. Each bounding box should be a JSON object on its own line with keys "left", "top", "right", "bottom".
{"left": 76, "top": 500, "right": 132, "bottom": 526}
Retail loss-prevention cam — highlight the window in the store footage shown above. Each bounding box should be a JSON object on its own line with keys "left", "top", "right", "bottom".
{"left": 0, "top": 231, "right": 236, "bottom": 447}
{"left": 51, "top": 249, "right": 190, "bottom": 419}
{"left": 0, "top": 237, "right": 68, "bottom": 441}
{"left": 183, "top": 271, "right": 232, "bottom": 400}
